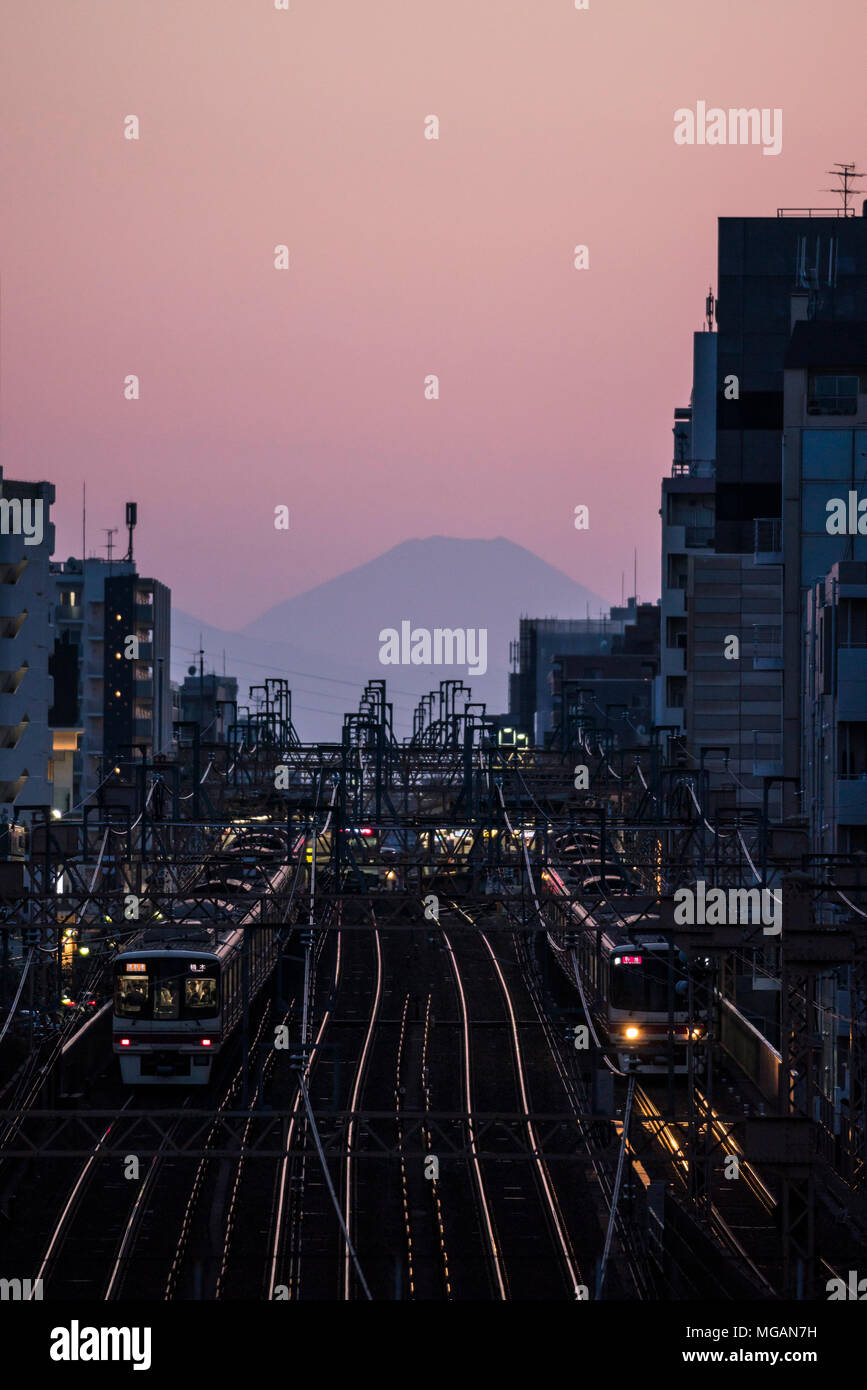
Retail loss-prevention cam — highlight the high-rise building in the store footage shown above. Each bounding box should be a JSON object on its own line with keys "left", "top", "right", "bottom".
{"left": 662, "top": 209, "right": 867, "bottom": 1147}
{"left": 103, "top": 574, "right": 171, "bottom": 774}
{"left": 0, "top": 470, "right": 55, "bottom": 816}
{"left": 664, "top": 206, "right": 867, "bottom": 815}
{"left": 715, "top": 211, "right": 867, "bottom": 553}
{"left": 50, "top": 557, "right": 171, "bottom": 804}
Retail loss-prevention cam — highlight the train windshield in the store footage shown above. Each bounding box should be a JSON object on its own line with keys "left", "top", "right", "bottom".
{"left": 114, "top": 959, "right": 219, "bottom": 1020}
{"left": 610, "top": 951, "right": 684, "bottom": 1014}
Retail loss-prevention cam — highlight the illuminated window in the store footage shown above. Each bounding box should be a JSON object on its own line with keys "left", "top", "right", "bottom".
{"left": 115, "top": 974, "right": 149, "bottom": 1015}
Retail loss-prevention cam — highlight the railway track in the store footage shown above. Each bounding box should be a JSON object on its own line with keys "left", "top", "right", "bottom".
{"left": 266, "top": 903, "right": 384, "bottom": 1299}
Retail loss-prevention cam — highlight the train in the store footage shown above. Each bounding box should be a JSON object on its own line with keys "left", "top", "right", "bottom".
{"left": 112, "top": 826, "right": 300, "bottom": 1084}
{"left": 113, "top": 925, "right": 281, "bottom": 1084}
{"left": 543, "top": 866, "right": 701, "bottom": 1074}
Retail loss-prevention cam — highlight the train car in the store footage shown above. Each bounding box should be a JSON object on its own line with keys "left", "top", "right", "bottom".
{"left": 544, "top": 867, "right": 700, "bottom": 1073}
{"left": 112, "top": 925, "right": 279, "bottom": 1084}
{"left": 112, "top": 825, "right": 303, "bottom": 1084}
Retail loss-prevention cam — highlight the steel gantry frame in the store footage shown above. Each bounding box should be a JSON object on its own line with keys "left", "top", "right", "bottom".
{"left": 1, "top": 672, "right": 866, "bottom": 1302}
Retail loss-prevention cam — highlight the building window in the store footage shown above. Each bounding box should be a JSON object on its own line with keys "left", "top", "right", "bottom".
{"left": 807, "top": 374, "right": 859, "bottom": 416}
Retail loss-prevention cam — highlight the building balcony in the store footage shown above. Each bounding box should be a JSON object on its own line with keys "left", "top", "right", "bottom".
{"left": 837, "top": 776, "right": 867, "bottom": 825}
{"left": 0, "top": 637, "right": 26, "bottom": 668}
{"left": 54, "top": 604, "right": 82, "bottom": 623}
{"left": 683, "top": 525, "right": 715, "bottom": 548}
{"left": 133, "top": 718, "right": 152, "bottom": 739}
{"left": 134, "top": 680, "right": 154, "bottom": 700}
{"left": 754, "top": 517, "right": 782, "bottom": 564}
{"left": 0, "top": 690, "right": 34, "bottom": 728}
{"left": 134, "top": 604, "right": 154, "bottom": 626}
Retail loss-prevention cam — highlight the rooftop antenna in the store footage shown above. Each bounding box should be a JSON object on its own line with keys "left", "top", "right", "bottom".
{"left": 124, "top": 501, "right": 137, "bottom": 564}
{"left": 103, "top": 527, "right": 118, "bottom": 563}
{"left": 823, "top": 162, "right": 864, "bottom": 216}
{"left": 705, "top": 286, "right": 715, "bottom": 332}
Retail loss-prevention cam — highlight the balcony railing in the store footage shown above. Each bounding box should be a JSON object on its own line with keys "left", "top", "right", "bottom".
{"left": 807, "top": 395, "right": 858, "bottom": 415}
{"left": 683, "top": 524, "right": 714, "bottom": 547}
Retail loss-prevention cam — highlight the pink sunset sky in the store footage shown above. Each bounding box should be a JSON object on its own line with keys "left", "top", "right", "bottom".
{"left": 0, "top": 0, "right": 863, "bottom": 630}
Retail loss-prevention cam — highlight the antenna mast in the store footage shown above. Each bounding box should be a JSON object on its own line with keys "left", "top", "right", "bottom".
{"left": 823, "top": 162, "right": 865, "bottom": 216}
{"left": 125, "top": 501, "right": 137, "bottom": 564}
{"left": 705, "top": 286, "right": 715, "bottom": 332}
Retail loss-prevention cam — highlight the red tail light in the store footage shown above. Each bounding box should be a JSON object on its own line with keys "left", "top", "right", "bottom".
{"left": 119, "top": 1038, "right": 131, "bottom": 1047}
{"left": 200, "top": 1038, "right": 212, "bottom": 1047}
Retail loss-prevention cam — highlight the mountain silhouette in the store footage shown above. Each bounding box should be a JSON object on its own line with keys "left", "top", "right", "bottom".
{"left": 173, "top": 537, "right": 610, "bottom": 741}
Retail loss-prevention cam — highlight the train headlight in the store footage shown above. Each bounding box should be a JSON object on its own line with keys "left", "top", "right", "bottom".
{"left": 625, "top": 1026, "right": 640, "bottom": 1040}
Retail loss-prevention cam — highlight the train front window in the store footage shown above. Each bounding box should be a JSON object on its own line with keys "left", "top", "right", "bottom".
{"left": 114, "top": 959, "right": 219, "bottom": 1020}
{"left": 184, "top": 975, "right": 218, "bottom": 1016}
{"left": 115, "top": 974, "right": 150, "bottom": 1016}
{"left": 153, "top": 979, "right": 180, "bottom": 1020}
{"left": 611, "top": 953, "right": 684, "bottom": 1014}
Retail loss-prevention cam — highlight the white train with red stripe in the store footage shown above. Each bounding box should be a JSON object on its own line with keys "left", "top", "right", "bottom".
{"left": 113, "top": 926, "right": 279, "bottom": 1084}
